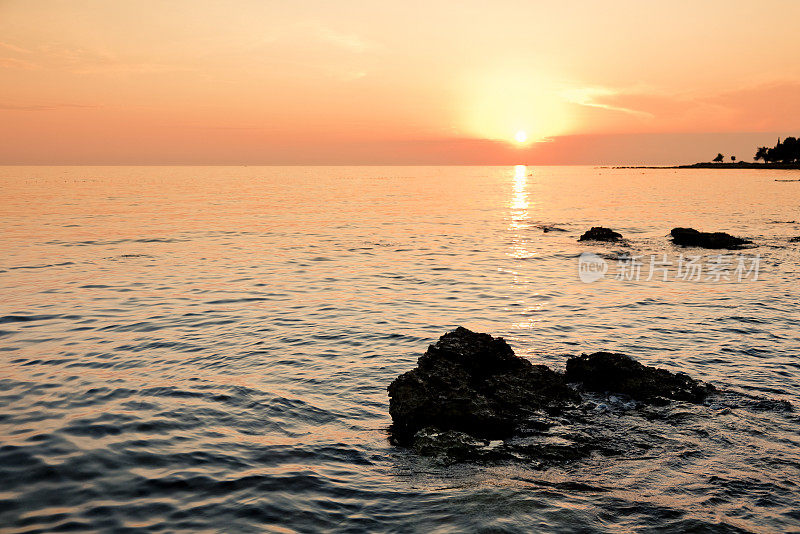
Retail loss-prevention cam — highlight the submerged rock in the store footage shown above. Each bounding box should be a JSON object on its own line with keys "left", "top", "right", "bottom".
{"left": 534, "top": 224, "right": 568, "bottom": 233}
{"left": 565, "top": 352, "right": 715, "bottom": 405}
{"left": 410, "top": 428, "right": 505, "bottom": 462}
{"left": 387, "top": 327, "right": 578, "bottom": 442}
{"left": 670, "top": 227, "right": 752, "bottom": 249}
{"left": 388, "top": 328, "right": 717, "bottom": 463}
{"left": 407, "top": 424, "right": 600, "bottom": 465}
{"left": 578, "top": 227, "right": 623, "bottom": 242}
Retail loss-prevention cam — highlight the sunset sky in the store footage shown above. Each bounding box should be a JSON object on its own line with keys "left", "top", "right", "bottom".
{"left": 1, "top": 0, "right": 799, "bottom": 164}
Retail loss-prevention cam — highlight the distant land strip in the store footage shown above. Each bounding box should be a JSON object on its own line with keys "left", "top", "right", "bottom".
{"left": 613, "top": 162, "right": 800, "bottom": 170}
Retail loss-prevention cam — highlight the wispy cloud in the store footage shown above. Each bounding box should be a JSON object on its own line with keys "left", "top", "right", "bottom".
{"left": 561, "top": 87, "right": 654, "bottom": 117}
{"left": 0, "top": 41, "right": 38, "bottom": 70}
{"left": 0, "top": 103, "right": 98, "bottom": 111}
{"left": 0, "top": 39, "right": 191, "bottom": 74}
{"left": 0, "top": 41, "right": 34, "bottom": 54}
{"left": 0, "top": 57, "right": 38, "bottom": 69}
{"left": 301, "top": 22, "right": 371, "bottom": 53}
{"left": 560, "top": 80, "right": 800, "bottom": 133}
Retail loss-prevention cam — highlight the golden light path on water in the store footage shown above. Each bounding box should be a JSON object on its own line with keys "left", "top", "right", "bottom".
{"left": 509, "top": 165, "right": 534, "bottom": 260}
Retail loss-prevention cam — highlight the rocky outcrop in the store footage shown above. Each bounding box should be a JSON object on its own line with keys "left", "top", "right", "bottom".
{"left": 388, "top": 328, "right": 716, "bottom": 463}
{"left": 670, "top": 227, "right": 753, "bottom": 249}
{"left": 565, "top": 352, "right": 715, "bottom": 405}
{"left": 387, "top": 327, "right": 578, "bottom": 442}
{"left": 578, "top": 227, "right": 623, "bottom": 242}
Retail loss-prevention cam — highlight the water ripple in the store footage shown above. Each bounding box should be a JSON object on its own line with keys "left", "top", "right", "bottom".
{"left": 1, "top": 166, "right": 799, "bottom": 532}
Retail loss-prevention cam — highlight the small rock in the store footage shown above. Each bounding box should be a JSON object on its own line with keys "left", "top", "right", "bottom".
{"left": 535, "top": 224, "right": 568, "bottom": 233}
{"left": 670, "top": 227, "right": 752, "bottom": 249}
{"left": 789, "top": 236, "right": 800, "bottom": 243}
{"left": 411, "top": 428, "right": 500, "bottom": 462}
{"left": 578, "top": 227, "right": 623, "bottom": 242}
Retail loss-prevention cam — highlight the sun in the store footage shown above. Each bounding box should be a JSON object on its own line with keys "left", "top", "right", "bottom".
{"left": 514, "top": 130, "right": 528, "bottom": 143}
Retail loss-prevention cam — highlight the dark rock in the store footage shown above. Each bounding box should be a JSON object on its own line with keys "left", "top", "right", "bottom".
{"left": 410, "top": 428, "right": 506, "bottom": 462}
{"left": 535, "top": 224, "right": 568, "bottom": 233}
{"left": 565, "top": 352, "right": 715, "bottom": 405}
{"left": 408, "top": 425, "right": 599, "bottom": 465}
{"left": 388, "top": 328, "right": 718, "bottom": 463}
{"left": 670, "top": 227, "right": 753, "bottom": 249}
{"left": 387, "top": 327, "right": 578, "bottom": 442}
{"left": 578, "top": 227, "right": 623, "bottom": 242}
{"left": 789, "top": 236, "right": 800, "bottom": 243}
{"left": 503, "top": 436, "right": 592, "bottom": 464}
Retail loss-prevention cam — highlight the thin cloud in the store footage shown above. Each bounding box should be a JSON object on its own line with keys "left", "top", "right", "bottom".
{"left": 0, "top": 41, "right": 33, "bottom": 55}
{"left": 0, "top": 41, "right": 39, "bottom": 69}
{"left": 0, "top": 103, "right": 99, "bottom": 111}
{"left": 562, "top": 87, "right": 654, "bottom": 118}
{"left": 303, "top": 22, "right": 371, "bottom": 53}
{"left": 0, "top": 57, "right": 38, "bottom": 69}
{"left": 0, "top": 39, "right": 191, "bottom": 74}
{"left": 567, "top": 81, "right": 800, "bottom": 132}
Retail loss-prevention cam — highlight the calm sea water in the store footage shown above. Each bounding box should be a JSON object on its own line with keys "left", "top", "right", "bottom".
{"left": 1, "top": 165, "right": 799, "bottom": 533}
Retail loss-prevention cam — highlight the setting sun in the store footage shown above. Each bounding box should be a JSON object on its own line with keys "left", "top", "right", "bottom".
{"left": 514, "top": 130, "right": 528, "bottom": 143}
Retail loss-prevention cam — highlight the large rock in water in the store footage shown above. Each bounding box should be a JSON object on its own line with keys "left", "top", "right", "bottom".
{"left": 670, "top": 227, "right": 752, "bottom": 249}
{"left": 565, "top": 352, "right": 715, "bottom": 405}
{"left": 387, "top": 327, "right": 578, "bottom": 441}
{"left": 578, "top": 227, "right": 623, "bottom": 242}
{"left": 388, "top": 328, "right": 717, "bottom": 461}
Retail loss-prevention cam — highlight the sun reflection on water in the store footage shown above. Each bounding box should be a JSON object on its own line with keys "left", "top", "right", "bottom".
{"left": 509, "top": 165, "right": 534, "bottom": 259}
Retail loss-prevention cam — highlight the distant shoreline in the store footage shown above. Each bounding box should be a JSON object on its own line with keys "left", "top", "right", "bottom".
{"left": 614, "top": 162, "right": 800, "bottom": 170}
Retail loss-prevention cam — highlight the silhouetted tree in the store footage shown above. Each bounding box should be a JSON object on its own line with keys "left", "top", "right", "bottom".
{"left": 731, "top": 155, "right": 736, "bottom": 162}
{"left": 755, "top": 137, "right": 800, "bottom": 164}
{"left": 713, "top": 153, "right": 724, "bottom": 163}
{"left": 781, "top": 137, "right": 800, "bottom": 163}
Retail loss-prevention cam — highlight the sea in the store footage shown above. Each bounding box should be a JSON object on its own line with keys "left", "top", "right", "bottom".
{"left": 1, "top": 165, "right": 799, "bottom": 533}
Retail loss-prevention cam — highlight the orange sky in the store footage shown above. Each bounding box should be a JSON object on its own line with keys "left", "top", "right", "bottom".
{"left": 1, "top": 0, "right": 799, "bottom": 164}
